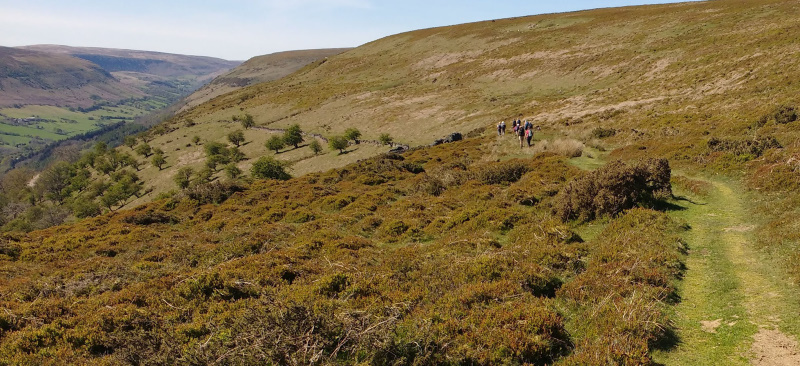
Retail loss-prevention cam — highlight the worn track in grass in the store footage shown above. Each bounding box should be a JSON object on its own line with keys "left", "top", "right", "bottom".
{"left": 654, "top": 178, "right": 800, "bottom": 365}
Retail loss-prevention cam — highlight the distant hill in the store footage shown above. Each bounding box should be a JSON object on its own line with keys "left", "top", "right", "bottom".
{"left": 0, "top": 45, "right": 240, "bottom": 169}
{"left": 0, "top": 46, "right": 141, "bottom": 108}
{"left": 181, "top": 48, "right": 350, "bottom": 110}
{"left": 20, "top": 45, "right": 240, "bottom": 80}
{"left": 19, "top": 45, "right": 241, "bottom": 101}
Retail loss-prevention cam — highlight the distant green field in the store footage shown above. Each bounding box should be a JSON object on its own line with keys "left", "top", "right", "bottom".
{"left": 0, "top": 98, "right": 167, "bottom": 147}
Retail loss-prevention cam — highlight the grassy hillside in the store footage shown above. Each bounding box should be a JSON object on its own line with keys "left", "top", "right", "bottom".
{"left": 1, "top": 45, "right": 240, "bottom": 171}
{"left": 20, "top": 45, "right": 240, "bottom": 80}
{"left": 5, "top": 0, "right": 800, "bottom": 363}
{"left": 165, "top": 0, "right": 798, "bottom": 148}
{"left": 181, "top": 48, "right": 351, "bottom": 110}
{"left": 0, "top": 47, "right": 140, "bottom": 108}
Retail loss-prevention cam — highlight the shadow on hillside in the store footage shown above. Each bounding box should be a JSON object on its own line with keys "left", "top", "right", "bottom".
{"left": 649, "top": 327, "right": 681, "bottom": 364}
{"left": 338, "top": 148, "right": 357, "bottom": 155}
{"left": 673, "top": 195, "right": 707, "bottom": 206}
{"left": 653, "top": 199, "right": 687, "bottom": 212}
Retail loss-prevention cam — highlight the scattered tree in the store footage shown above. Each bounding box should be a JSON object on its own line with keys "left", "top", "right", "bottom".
{"left": 224, "top": 164, "right": 242, "bottom": 180}
{"left": 36, "top": 162, "right": 75, "bottom": 204}
{"left": 94, "top": 157, "right": 114, "bottom": 176}
{"left": 379, "top": 133, "right": 393, "bottom": 145}
{"left": 135, "top": 143, "right": 152, "bottom": 158}
{"left": 227, "top": 130, "right": 245, "bottom": 147}
{"left": 123, "top": 136, "right": 137, "bottom": 148}
{"left": 309, "top": 139, "right": 323, "bottom": 155}
{"left": 241, "top": 113, "right": 255, "bottom": 129}
{"left": 344, "top": 128, "right": 362, "bottom": 143}
{"left": 284, "top": 124, "right": 304, "bottom": 149}
{"left": 192, "top": 135, "right": 201, "bottom": 145}
{"left": 151, "top": 154, "right": 167, "bottom": 170}
{"left": 204, "top": 141, "right": 229, "bottom": 157}
{"left": 229, "top": 147, "right": 246, "bottom": 163}
{"left": 251, "top": 156, "right": 291, "bottom": 180}
{"left": 94, "top": 141, "right": 108, "bottom": 155}
{"left": 197, "top": 167, "right": 214, "bottom": 183}
{"left": 174, "top": 167, "right": 194, "bottom": 189}
{"left": 329, "top": 135, "right": 349, "bottom": 154}
{"left": 266, "top": 135, "right": 285, "bottom": 153}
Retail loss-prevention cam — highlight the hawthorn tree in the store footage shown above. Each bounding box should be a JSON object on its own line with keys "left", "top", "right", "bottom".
{"left": 266, "top": 135, "right": 285, "bottom": 153}
{"left": 174, "top": 167, "right": 194, "bottom": 189}
{"left": 309, "top": 139, "right": 323, "bottom": 155}
{"left": 328, "top": 135, "right": 348, "bottom": 154}
{"left": 227, "top": 130, "right": 245, "bottom": 147}
{"left": 379, "top": 133, "right": 393, "bottom": 145}
{"left": 151, "top": 154, "right": 167, "bottom": 170}
{"left": 135, "top": 143, "right": 152, "bottom": 158}
{"left": 251, "top": 156, "right": 291, "bottom": 180}
{"left": 283, "top": 124, "right": 304, "bottom": 149}
{"left": 344, "top": 128, "right": 362, "bottom": 143}
{"left": 241, "top": 113, "right": 255, "bottom": 129}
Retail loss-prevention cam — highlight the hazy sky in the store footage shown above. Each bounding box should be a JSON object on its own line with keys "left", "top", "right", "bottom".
{"left": 0, "top": 0, "right": 702, "bottom": 60}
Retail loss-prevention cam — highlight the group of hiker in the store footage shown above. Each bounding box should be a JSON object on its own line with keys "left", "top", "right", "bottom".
{"left": 497, "top": 119, "right": 540, "bottom": 148}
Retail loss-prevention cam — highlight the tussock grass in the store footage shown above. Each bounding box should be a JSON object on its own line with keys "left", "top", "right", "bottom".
{"left": 534, "top": 139, "right": 585, "bottom": 158}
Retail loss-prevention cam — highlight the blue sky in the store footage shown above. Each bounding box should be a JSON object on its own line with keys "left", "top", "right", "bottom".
{"left": 0, "top": 0, "right": 702, "bottom": 60}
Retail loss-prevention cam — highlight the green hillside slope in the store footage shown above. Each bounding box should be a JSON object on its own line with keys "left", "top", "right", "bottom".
{"left": 0, "top": 46, "right": 140, "bottom": 108}
{"left": 173, "top": 0, "right": 800, "bottom": 147}
{"left": 181, "top": 48, "right": 351, "bottom": 110}
{"left": 0, "top": 45, "right": 240, "bottom": 172}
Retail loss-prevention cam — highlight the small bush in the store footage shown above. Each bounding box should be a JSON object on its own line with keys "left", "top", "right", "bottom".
{"left": 251, "top": 156, "right": 291, "bottom": 180}
{"left": 122, "top": 210, "right": 178, "bottom": 225}
{"left": 471, "top": 159, "right": 531, "bottom": 185}
{"left": 707, "top": 136, "right": 781, "bottom": 158}
{"left": 555, "top": 158, "right": 672, "bottom": 222}
{"left": 772, "top": 105, "right": 798, "bottom": 124}
{"left": 591, "top": 127, "right": 617, "bottom": 139}
{"left": 182, "top": 181, "right": 244, "bottom": 205}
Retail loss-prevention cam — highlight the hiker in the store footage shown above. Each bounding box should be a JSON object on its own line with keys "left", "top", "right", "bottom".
{"left": 517, "top": 124, "right": 525, "bottom": 148}
{"left": 497, "top": 122, "right": 503, "bottom": 136}
{"left": 501, "top": 121, "right": 506, "bottom": 135}
{"left": 525, "top": 127, "right": 533, "bottom": 147}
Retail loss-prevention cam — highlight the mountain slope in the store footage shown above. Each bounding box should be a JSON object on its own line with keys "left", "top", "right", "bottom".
{"left": 171, "top": 0, "right": 799, "bottom": 147}
{"left": 19, "top": 45, "right": 242, "bottom": 104}
{"left": 0, "top": 46, "right": 141, "bottom": 108}
{"left": 181, "top": 48, "right": 351, "bottom": 110}
{"left": 128, "top": 0, "right": 800, "bottom": 204}
{"left": 6, "top": 0, "right": 800, "bottom": 363}
{"left": 20, "top": 45, "right": 240, "bottom": 80}
{"left": 0, "top": 45, "right": 240, "bottom": 170}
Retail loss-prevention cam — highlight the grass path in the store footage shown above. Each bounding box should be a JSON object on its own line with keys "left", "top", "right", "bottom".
{"left": 654, "top": 178, "right": 800, "bottom": 365}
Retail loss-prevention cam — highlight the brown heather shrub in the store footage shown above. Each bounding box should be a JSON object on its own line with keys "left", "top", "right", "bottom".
{"left": 707, "top": 136, "right": 781, "bottom": 158}
{"left": 284, "top": 208, "right": 315, "bottom": 223}
{"left": 555, "top": 158, "right": 672, "bottom": 222}
{"left": 0, "top": 134, "right": 688, "bottom": 364}
{"left": 180, "top": 181, "right": 245, "bottom": 205}
{"left": 671, "top": 175, "right": 713, "bottom": 197}
{"left": 559, "top": 208, "right": 685, "bottom": 365}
